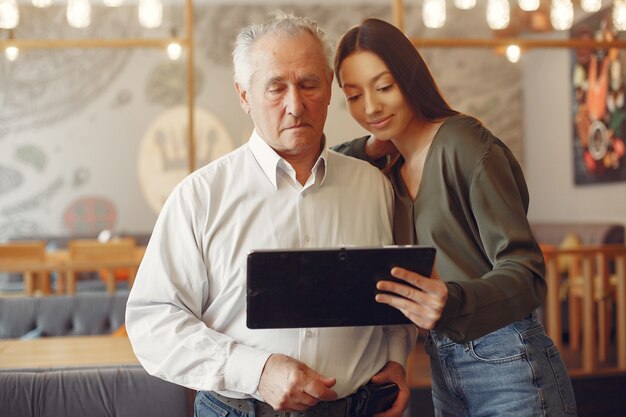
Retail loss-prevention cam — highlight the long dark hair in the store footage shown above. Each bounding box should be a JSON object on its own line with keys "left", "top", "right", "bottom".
{"left": 335, "top": 18, "right": 458, "bottom": 122}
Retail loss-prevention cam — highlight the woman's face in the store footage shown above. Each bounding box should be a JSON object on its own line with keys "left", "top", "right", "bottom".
{"left": 338, "top": 50, "right": 415, "bottom": 141}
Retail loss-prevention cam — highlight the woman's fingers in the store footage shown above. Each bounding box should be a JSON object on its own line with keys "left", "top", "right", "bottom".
{"left": 375, "top": 267, "right": 448, "bottom": 328}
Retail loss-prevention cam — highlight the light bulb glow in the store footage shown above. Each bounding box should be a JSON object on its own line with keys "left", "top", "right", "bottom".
{"left": 0, "top": 0, "right": 19, "bottom": 30}
{"left": 551, "top": 0, "right": 574, "bottom": 31}
{"left": 453, "top": 0, "right": 475, "bottom": 10}
{"left": 487, "top": 0, "right": 510, "bottom": 30}
{"left": 66, "top": 0, "right": 91, "bottom": 29}
{"left": 4, "top": 45, "right": 19, "bottom": 61}
{"left": 166, "top": 42, "right": 182, "bottom": 60}
{"left": 518, "top": 0, "right": 539, "bottom": 11}
{"left": 138, "top": 0, "right": 163, "bottom": 29}
{"left": 102, "top": 0, "right": 124, "bottom": 6}
{"left": 32, "top": 0, "right": 52, "bottom": 8}
{"left": 506, "top": 44, "right": 521, "bottom": 63}
{"left": 581, "top": 0, "right": 602, "bottom": 13}
{"left": 614, "top": 0, "right": 626, "bottom": 31}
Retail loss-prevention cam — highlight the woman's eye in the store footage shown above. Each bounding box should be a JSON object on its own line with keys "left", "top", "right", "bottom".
{"left": 378, "top": 84, "right": 392, "bottom": 92}
{"left": 346, "top": 94, "right": 361, "bottom": 102}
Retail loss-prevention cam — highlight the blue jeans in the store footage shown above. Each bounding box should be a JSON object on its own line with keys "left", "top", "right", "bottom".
{"left": 195, "top": 391, "right": 253, "bottom": 417}
{"left": 425, "top": 314, "right": 577, "bottom": 417}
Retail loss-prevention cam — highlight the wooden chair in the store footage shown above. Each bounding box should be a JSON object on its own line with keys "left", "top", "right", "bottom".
{"left": 544, "top": 243, "right": 626, "bottom": 373}
{"left": 0, "top": 241, "right": 49, "bottom": 295}
{"left": 64, "top": 238, "right": 138, "bottom": 295}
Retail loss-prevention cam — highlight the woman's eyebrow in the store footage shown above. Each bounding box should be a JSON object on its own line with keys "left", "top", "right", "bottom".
{"left": 342, "top": 71, "right": 391, "bottom": 88}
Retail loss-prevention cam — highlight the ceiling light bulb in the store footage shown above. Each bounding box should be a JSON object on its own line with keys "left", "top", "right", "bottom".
{"left": 4, "top": 45, "right": 19, "bottom": 61}
{"left": 518, "top": 0, "right": 539, "bottom": 11}
{"left": 138, "top": 0, "right": 163, "bottom": 29}
{"left": 32, "top": 0, "right": 51, "bottom": 8}
{"left": 453, "top": 0, "right": 475, "bottom": 10}
{"left": 0, "top": 0, "right": 19, "bottom": 29}
{"left": 487, "top": 0, "right": 510, "bottom": 30}
{"left": 581, "top": 0, "right": 602, "bottom": 13}
{"left": 423, "top": 0, "right": 446, "bottom": 29}
{"left": 614, "top": 0, "right": 626, "bottom": 31}
{"left": 102, "top": 0, "right": 124, "bottom": 6}
{"left": 551, "top": 0, "right": 574, "bottom": 31}
{"left": 506, "top": 44, "right": 521, "bottom": 63}
{"left": 167, "top": 42, "right": 182, "bottom": 60}
{"left": 66, "top": 0, "right": 91, "bottom": 28}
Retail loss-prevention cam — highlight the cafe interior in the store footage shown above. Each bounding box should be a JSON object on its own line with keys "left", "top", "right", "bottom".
{"left": 1, "top": 0, "right": 626, "bottom": 416}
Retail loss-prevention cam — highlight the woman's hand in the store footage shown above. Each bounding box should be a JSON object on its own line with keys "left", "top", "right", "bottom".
{"left": 375, "top": 267, "right": 448, "bottom": 329}
{"left": 365, "top": 136, "right": 397, "bottom": 160}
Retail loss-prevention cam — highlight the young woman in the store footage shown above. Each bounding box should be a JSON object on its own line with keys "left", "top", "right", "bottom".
{"left": 333, "top": 18, "right": 577, "bottom": 417}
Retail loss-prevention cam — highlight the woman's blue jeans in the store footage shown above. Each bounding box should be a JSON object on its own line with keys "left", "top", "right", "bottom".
{"left": 425, "top": 314, "right": 577, "bottom": 417}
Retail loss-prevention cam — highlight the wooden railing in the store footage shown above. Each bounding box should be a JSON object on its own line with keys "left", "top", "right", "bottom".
{"left": 542, "top": 244, "right": 626, "bottom": 374}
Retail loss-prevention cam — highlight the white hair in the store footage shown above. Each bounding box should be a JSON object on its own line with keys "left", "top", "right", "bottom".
{"left": 232, "top": 10, "right": 333, "bottom": 90}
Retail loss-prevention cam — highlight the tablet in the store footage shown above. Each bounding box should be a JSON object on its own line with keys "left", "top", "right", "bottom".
{"left": 246, "top": 245, "right": 436, "bottom": 329}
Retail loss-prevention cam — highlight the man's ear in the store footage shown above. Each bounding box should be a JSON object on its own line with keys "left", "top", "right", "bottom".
{"left": 235, "top": 82, "right": 251, "bottom": 114}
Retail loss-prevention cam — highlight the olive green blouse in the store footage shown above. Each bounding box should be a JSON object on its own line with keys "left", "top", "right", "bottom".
{"left": 332, "top": 114, "right": 546, "bottom": 343}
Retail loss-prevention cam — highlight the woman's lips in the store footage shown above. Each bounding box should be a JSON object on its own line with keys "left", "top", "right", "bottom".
{"left": 368, "top": 115, "right": 393, "bottom": 129}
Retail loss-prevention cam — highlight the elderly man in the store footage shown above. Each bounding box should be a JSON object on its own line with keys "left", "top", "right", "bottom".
{"left": 125, "top": 12, "right": 415, "bottom": 417}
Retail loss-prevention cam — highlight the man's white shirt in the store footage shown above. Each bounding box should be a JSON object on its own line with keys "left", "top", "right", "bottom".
{"left": 126, "top": 130, "right": 416, "bottom": 399}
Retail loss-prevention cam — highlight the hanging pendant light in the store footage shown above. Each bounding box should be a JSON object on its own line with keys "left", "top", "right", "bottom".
{"left": 487, "top": 0, "right": 510, "bottom": 30}
{"left": 518, "top": 0, "right": 540, "bottom": 12}
{"left": 453, "top": 0, "right": 475, "bottom": 10}
{"left": 103, "top": 0, "right": 124, "bottom": 7}
{"left": 0, "top": 0, "right": 19, "bottom": 30}
{"left": 506, "top": 44, "right": 521, "bottom": 63}
{"left": 66, "top": 0, "right": 92, "bottom": 28}
{"left": 423, "top": 0, "right": 446, "bottom": 29}
{"left": 581, "top": 0, "right": 602, "bottom": 13}
{"left": 138, "top": 0, "right": 163, "bottom": 29}
{"left": 551, "top": 0, "right": 574, "bottom": 31}
{"left": 4, "top": 29, "right": 18, "bottom": 61}
{"left": 32, "top": 0, "right": 52, "bottom": 8}
{"left": 614, "top": 0, "right": 626, "bottom": 31}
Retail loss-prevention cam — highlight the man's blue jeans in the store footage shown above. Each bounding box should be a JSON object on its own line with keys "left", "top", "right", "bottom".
{"left": 195, "top": 391, "right": 253, "bottom": 417}
{"left": 425, "top": 314, "right": 577, "bottom": 417}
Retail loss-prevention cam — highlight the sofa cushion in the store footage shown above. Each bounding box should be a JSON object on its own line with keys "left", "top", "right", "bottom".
{"left": 0, "top": 365, "right": 190, "bottom": 417}
{"left": 0, "top": 292, "right": 128, "bottom": 339}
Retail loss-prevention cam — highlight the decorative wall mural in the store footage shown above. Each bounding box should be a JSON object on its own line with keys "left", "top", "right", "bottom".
{"left": 137, "top": 106, "right": 235, "bottom": 214}
{"left": 146, "top": 61, "right": 204, "bottom": 107}
{"left": 0, "top": 165, "right": 23, "bottom": 195}
{"left": 0, "top": 8, "right": 136, "bottom": 138}
{"left": 15, "top": 145, "right": 47, "bottom": 172}
{"left": 1, "top": 177, "right": 64, "bottom": 216}
{"left": 63, "top": 196, "right": 117, "bottom": 236}
{"left": 572, "top": 10, "right": 626, "bottom": 184}
{"left": 0, "top": 219, "right": 41, "bottom": 242}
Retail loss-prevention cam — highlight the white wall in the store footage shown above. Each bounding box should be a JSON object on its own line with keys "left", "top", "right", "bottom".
{"left": 523, "top": 32, "right": 626, "bottom": 225}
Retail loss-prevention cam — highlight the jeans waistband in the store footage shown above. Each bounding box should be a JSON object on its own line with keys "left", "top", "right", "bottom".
{"left": 209, "top": 391, "right": 348, "bottom": 417}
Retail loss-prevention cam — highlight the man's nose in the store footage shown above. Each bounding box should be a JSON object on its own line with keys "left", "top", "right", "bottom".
{"left": 285, "top": 87, "right": 305, "bottom": 117}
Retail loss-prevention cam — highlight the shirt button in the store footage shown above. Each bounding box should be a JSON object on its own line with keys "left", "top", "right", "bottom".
{"left": 305, "top": 329, "right": 313, "bottom": 338}
{"left": 303, "top": 235, "right": 310, "bottom": 242}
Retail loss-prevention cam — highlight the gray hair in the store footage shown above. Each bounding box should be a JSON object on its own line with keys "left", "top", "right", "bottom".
{"left": 232, "top": 10, "right": 333, "bottom": 90}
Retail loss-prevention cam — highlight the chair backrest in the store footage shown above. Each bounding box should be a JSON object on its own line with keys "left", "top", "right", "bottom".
{"left": 0, "top": 241, "right": 46, "bottom": 264}
{"left": 68, "top": 238, "right": 136, "bottom": 263}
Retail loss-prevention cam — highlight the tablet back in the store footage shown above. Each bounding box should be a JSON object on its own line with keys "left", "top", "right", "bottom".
{"left": 246, "top": 246, "right": 436, "bottom": 328}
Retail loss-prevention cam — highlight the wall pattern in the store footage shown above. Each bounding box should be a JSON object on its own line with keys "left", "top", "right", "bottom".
{"left": 0, "top": 3, "right": 522, "bottom": 241}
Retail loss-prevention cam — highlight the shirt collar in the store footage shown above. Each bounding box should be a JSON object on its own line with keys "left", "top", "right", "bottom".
{"left": 248, "top": 130, "right": 328, "bottom": 189}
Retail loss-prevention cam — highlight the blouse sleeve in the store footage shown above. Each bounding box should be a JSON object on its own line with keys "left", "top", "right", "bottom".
{"left": 436, "top": 141, "right": 547, "bottom": 342}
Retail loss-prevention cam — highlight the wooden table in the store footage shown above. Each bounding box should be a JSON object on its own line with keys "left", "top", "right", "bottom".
{"left": 0, "top": 246, "right": 146, "bottom": 295}
{"left": 0, "top": 335, "right": 139, "bottom": 369}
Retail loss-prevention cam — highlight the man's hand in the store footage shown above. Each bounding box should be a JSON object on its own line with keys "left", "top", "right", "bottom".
{"left": 368, "top": 361, "right": 409, "bottom": 417}
{"left": 258, "top": 354, "right": 337, "bottom": 412}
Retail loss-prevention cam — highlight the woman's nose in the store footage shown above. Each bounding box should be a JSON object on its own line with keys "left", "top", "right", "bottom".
{"left": 364, "top": 93, "right": 380, "bottom": 115}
